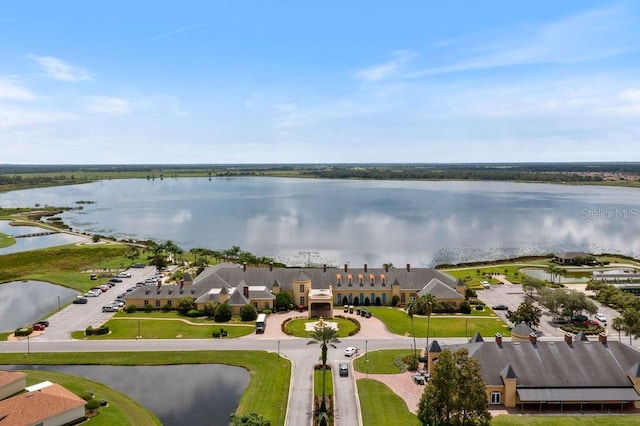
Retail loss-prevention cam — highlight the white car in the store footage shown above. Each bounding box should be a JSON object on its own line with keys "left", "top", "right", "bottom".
{"left": 84, "top": 290, "right": 101, "bottom": 297}
{"left": 344, "top": 347, "right": 357, "bottom": 357}
{"left": 595, "top": 313, "right": 607, "bottom": 322}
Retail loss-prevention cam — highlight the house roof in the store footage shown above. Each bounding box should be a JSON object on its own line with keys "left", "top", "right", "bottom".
{"left": 417, "top": 278, "right": 464, "bottom": 300}
{"left": 0, "top": 383, "right": 85, "bottom": 425}
{"left": 517, "top": 387, "right": 640, "bottom": 402}
{"left": 441, "top": 338, "right": 640, "bottom": 389}
{"left": 0, "top": 371, "right": 26, "bottom": 388}
{"left": 511, "top": 322, "right": 534, "bottom": 336}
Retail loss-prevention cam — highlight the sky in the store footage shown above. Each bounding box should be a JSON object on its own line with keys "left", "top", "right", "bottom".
{"left": 1, "top": 1, "right": 639, "bottom": 164}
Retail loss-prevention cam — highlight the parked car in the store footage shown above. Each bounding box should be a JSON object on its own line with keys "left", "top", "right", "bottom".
{"left": 492, "top": 304, "right": 509, "bottom": 311}
{"left": 344, "top": 347, "right": 357, "bottom": 357}
{"left": 85, "top": 290, "right": 101, "bottom": 297}
{"left": 552, "top": 316, "right": 571, "bottom": 325}
{"left": 110, "top": 278, "right": 123, "bottom": 283}
{"left": 339, "top": 363, "right": 349, "bottom": 377}
{"left": 413, "top": 374, "right": 426, "bottom": 385}
{"left": 583, "top": 319, "right": 599, "bottom": 327}
{"left": 73, "top": 297, "right": 88, "bottom": 304}
{"left": 595, "top": 313, "right": 607, "bottom": 322}
{"left": 116, "top": 272, "right": 132, "bottom": 278}
{"left": 481, "top": 281, "right": 491, "bottom": 289}
{"left": 34, "top": 320, "right": 49, "bottom": 327}
{"left": 32, "top": 323, "right": 45, "bottom": 331}
{"left": 571, "top": 314, "right": 589, "bottom": 323}
{"left": 131, "top": 263, "right": 145, "bottom": 268}
{"left": 102, "top": 305, "right": 119, "bottom": 313}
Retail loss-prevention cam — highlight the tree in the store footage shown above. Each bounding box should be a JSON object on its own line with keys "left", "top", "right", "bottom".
{"left": 176, "top": 297, "right": 195, "bottom": 315}
{"left": 307, "top": 320, "right": 340, "bottom": 417}
{"left": 203, "top": 301, "right": 218, "bottom": 316}
{"left": 620, "top": 308, "right": 640, "bottom": 345}
{"left": 275, "top": 292, "right": 293, "bottom": 311}
{"left": 229, "top": 412, "right": 271, "bottom": 426}
{"left": 214, "top": 303, "right": 233, "bottom": 322}
{"left": 521, "top": 276, "right": 545, "bottom": 297}
{"left": 612, "top": 316, "right": 625, "bottom": 342}
{"left": 418, "top": 348, "right": 491, "bottom": 426}
{"left": 240, "top": 304, "right": 258, "bottom": 321}
{"left": 507, "top": 300, "right": 542, "bottom": 329}
{"left": 419, "top": 294, "right": 438, "bottom": 353}
{"left": 406, "top": 298, "right": 419, "bottom": 360}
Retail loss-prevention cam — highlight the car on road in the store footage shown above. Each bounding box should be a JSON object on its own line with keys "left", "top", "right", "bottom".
{"left": 102, "top": 305, "right": 119, "bottom": 313}
{"left": 595, "top": 313, "right": 607, "bottom": 322}
{"left": 73, "top": 297, "right": 88, "bottom": 304}
{"left": 116, "top": 272, "right": 132, "bottom": 278}
{"left": 492, "top": 304, "right": 509, "bottom": 310}
{"left": 32, "top": 323, "right": 45, "bottom": 331}
{"left": 110, "top": 277, "right": 123, "bottom": 283}
{"left": 34, "top": 320, "right": 49, "bottom": 327}
{"left": 339, "top": 363, "right": 349, "bottom": 377}
{"left": 481, "top": 281, "right": 491, "bottom": 289}
{"left": 344, "top": 347, "right": 357, "bottom": 357}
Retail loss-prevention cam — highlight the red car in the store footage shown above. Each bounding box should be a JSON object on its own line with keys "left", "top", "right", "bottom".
{"left": 32, "top": 324, "right": 45, "bottom": 331}
{"left": 583, "top": 319, "right": 599, "bottom": 327}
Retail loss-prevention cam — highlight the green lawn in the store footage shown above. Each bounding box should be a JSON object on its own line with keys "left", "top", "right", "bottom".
{"left": 71, "top": 318, "right": 255, "bottom": 339}
{"left": 314, "top": 368, "right": 333, "bottom": 398}
{"left": 368, "top": 307, "right": 511, "bottom": 338}
{"left": 24, "top": 370, "right": 160, "bottom": 425}
{"left": 492, "top": 414, "right": 640, "bottom": 425}
{"left": 0, "top": 232, "right": 15, "bottom": 249}
{"left": 0, "top": 350, "right": 290, "bottom": 426}
{"left": 357, "top": 379, "right": 420, "bottom": 426}
{"left": 285, "top": 317, "right": 358, "bottom": 338}
{"left": 353, "top": 349, "right": 413, "bottom": 374}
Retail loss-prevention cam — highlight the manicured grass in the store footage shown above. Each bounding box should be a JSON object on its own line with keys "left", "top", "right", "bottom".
{"left": 23, "top": 370, "right": 160, "bottom": 425}
{"left": 353, "top": 349, "right": 412, "bottom": 374}
{"left": 0, "top": 232, "right": 15, "bottom": 248}
{"left": 285, "top": 317, "right": 358, "bottom": 338}
{"left": 71, "top": 318, "right": 255, "bottom": 339}
{"left": 368, "top": 307, "right": 511, "bottom": 338}
{"left": 357, "top": 379, "right": 420, "bottom": 426}
{"left": 314, "top": 368, "right": 333, "bottom": 398}
{"left": 492, "top": 414, "right": 640, "bottom": 425}
{"left": 0, "top": 350, "right": 290, "bottom": 426}
{"left": 444, "top": 265, "right": 528, "bottom": 285}
{"left": 115, "top": 310, "right": 254, "bottom": 325}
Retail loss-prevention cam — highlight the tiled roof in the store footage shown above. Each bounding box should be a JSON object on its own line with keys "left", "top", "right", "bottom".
{"left": 0, "top": 371, "right": 25, "bottom": 388}
{"left": 0, "top": 383, "right": 85, "bottom": 425}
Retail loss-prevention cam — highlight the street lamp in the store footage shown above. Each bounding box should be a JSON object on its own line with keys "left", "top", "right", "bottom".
{"left": 277, "top": 340, "right": 280, "bottom": 359}
{"left": 137, "top": 320, "right": 141, "bottom": 339}
{"left": 26, "top": 334, "right": 30, "bottom": 355}
{"left": 58, "top": 295, "right": 61, "bottom": 312}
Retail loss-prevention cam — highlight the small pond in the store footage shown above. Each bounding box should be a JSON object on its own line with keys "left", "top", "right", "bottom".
{"left": 520, "top": 268, "right": 591, "bottom": 283}
{"left": 4, "top": 364, "right": 250, "bottom": 426}
{"left": 0, "top": 221, "right": 87, "bottom": 255}
{"left": 0, "top": 281, "right": 80, "bottom": 331}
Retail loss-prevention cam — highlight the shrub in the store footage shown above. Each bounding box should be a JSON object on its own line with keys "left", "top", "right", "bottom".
{"left": 391, "top": 295, "right": 400, "bottom": 307}
{"left": 80, "top": 392, "right": 93, "bottom": 401}
{"left": 281, "top": 317, "right": 294, "bottom": 335}
{"left": 214, "top": 303, "right": 233, "bottom": 322}
{"left": 186, "top": 309, "right": 203, "bottom": 317}
{"left": 85, "top": 326, "right": 94, "bottom": 336}
{"left": 99, "top": 399, "right": 108, "bottom": 407}
{"left": 460, "top": 301, "right": 472, "bottom": 314}
{"left": 275, "top": 291, "right": 293, "bottom": 311}
{"left": 125, "top": 304, "right": 137, "bottom": 313}
{"left": 161, "top": 304, "right": 172, "bottom": 312}
{"left": 465, "top": 288, "right": 477, "bottom": 299}
{"left": 177, "top": 297, "right": 195, "bottom": 315}
{"left": 375, "top": 297, "right": 381, "bottom": 306}
{"left": 240, "top": 304, "right": 258, "bottom": 321}
{"left": 262, "top": 308, "right": 272, "bottom": 314}
{"left": 364, "top": 297, "right": 370, "bottom": 306}
{"left": 353, "top": 298, "right": 360, "bottom": 307}
{"left": 95, "top": 326, "right": 109, "bottom": 335}
{"left": 85, "top": 398, "right": 100, "bottom": 410}
{"left": 14, "top": 327, "right": 32, "bottom": 337}
{"left": 144, "top": 304, "right": 153, "bottom": 313}
{"left": 403, "top": 353, "right": 419, "bottom": 371}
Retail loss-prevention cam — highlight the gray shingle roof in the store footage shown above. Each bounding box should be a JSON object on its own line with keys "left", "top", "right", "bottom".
{"left": 512, "top": 322, "right": 534, "bottom": 336}
{"left": 418, "top": 278, "right": 464, "bottom": 300}
{"left": 517, "top": 388, "right": 640, "bottom": 402}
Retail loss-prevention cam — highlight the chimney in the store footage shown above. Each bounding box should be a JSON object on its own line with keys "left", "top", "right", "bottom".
{"left": 243, "top": 262, "right": 247, "bottom": 272}
{"left": 406, "top": 263, "right": 411, "bottom": 272}
{"left": 384, "top": 264, "right": 389, "bottom": 272}
{"left": 564, "top": 333, "right": 573, "bottom": 346}
{"left": 344, "top": 263, "right": 348, "bottom": 272}
{"left": 323, "top": 264, "right": 327, "bottom": 272}
{"left": 495, "top": 333, "right": 502, "bottom": 347}
{"left": 599, "top": 332, "right": 607, "bottom": 345}
{"left": 529, "top": 332, "right": 537, "bottom": 346}
{"left": 269, "top": 262, "right": 273, "bottom": 272}
{"left": 243, "top": 286, "right": 249, "bottom": 297}
{"left": 364, "top": 263, "right": 368, "bottom": 272}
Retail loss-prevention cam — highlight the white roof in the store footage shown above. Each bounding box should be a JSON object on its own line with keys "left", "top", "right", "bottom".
{"left": 25, "top": 381, "right": 54, "bottom": 392}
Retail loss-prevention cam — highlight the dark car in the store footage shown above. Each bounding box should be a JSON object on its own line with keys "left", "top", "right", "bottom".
{"left": 339, "top": 363, "right": 349, "bottom": 377}
{"left": 492, "top": 304, "right": 509, "bottom": 310}
{"left": 109, "top": 278, "right": 123, "bottom": 283}
{"left": 73, "top": 297, "right": 88, "bottom": 304}
{"left": 552, "top": 316, "right": 571, "bottom": 325}
{"left": 571, "top": 314, "right": 588, "bottom": 323}
{"left": 34, "top": 320, "right": 49, "bottom": 327}
{"left": 131, "top": 263, "right": 145, "bottom": 268}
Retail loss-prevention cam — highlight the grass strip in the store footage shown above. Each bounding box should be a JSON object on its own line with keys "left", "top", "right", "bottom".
{"left": 356, "top": 378, "right": 420, "bottom": 426}
{"left": 23, "top": 369, "right": 160, "bottom": 425}
{"left": 314, "top": 368, "right": 333, "bottom": 398}
{"left": 0, "top": 350, "right": 290, "bottom": 426}
{"left": 353, "top": 349, "right": 412, "bottom": 374}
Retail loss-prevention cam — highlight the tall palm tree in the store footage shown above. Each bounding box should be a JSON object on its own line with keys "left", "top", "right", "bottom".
{"left": 406, "top": 298, "right": 418, "bottom": 360}
{"left": 307, "top": 320, "right": 340, "bottom": 416}
{"left": 420, "top": 294, "right": 438, "bottom": 355}
{"left": 612, "top": 317, "right": 625, "bottom": 342}
{"left": 545, "top": 264, "right": 558, "bottom": 284}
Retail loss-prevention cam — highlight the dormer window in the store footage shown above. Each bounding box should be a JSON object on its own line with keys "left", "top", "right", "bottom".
{"left": 348, "top": 274, "right": 352, "bottom": 286}
{"left": 336, "top": 274, "right": 342, "bottom": 287}
{"left": 381, "top": 274, "right": 386, "bottom": 286}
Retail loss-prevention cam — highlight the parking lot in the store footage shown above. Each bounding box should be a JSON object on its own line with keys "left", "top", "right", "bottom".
{"left": 35, "top": 266, "right": 161, "bottom": 340}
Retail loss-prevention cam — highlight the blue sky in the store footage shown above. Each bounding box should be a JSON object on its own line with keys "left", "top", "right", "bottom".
{"left": 1, "top": 1, "right": 639, "bottom": 164}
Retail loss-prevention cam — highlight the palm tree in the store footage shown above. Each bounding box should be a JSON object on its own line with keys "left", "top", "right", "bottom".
{"left": 406, "top": 298, "right": 418, "bottom": 360}
{"left": 420, "top": 294, "right": 438, "bottom": 355}
{"left": 307, "top": 319, "right": 340, "bottom": 416}
{"left": 612, "top": 317, "right": 625, "bottom": 342}
{"left": 545, "top": 264, "right": 558, "bottom": 284}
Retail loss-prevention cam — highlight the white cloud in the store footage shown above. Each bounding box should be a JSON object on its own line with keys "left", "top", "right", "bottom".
{"left": 0, "top": 78, "right": 38, "bottom": 101}
{"left": 29, "top": 55, "right": 93, "bottom": 82}
{"left": 0, "top": 105, "right": 76, "bottom": 129}
{"left": 356, "top": 50, "right": 417, "bottom": 82}
{"left": 86, "top": 96, "right": 132, "bottom": 115}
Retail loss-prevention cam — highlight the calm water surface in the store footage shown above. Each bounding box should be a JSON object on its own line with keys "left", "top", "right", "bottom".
{"left": 0, "top": 178, "right": 639, "bottom": 266}
{"left": 4, "top": 364, "right": 249, "bottom": 426}
{"left": 0, "top": 221, "right": 87, "bottom": 254}
{"left": 0, "top": 281, "right": 79, "bottom": 330}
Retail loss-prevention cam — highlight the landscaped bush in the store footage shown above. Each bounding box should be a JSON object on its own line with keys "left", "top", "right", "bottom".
{"left": 281, "top": 317, "right": 294, "bottom": 335}
{"left": 560, "top": 325, "right": 605, "bottom": 335}
{"left": 85, "top": 398, "right": 100, "bottom": 410}
{"left": 80, "top": 392, "right": 93, "bottom": 401}
{"left": 125, "top": 304, "right": 137, "bottom": 313}
{"left": 335, "top": 315, "right": 361, "bottom": 336}
{"left": 212, "top": 328, "right": 228, "bottom": 338}
{"left": 186, "top": 309, "right": 203, "bottom": 317}
{"left": 353, "top": 298, "right": 360, "bottom": 307}
{"left": 434, "top": 302, "right": 457, "bottom": 313}
{"left": 460, "top": 301, "right": 472, "bottom": 314}
{"left": 214, "top": 303, "right": 233, "bottom": 322}
{"left": 402, "top": 353, "right": 419, "bottom": 371}
{"left": 86, "top": 325, "right": 109, "bottom": 336}
{"left": 14, "top": 327, "right": 32, "bottom": 337}
{"left": 240, "top": 304, "right": 258, "bottom": 321}
{"left": 375, "top": 297, "right": 381, "bottom": 306}
{"left": 391, "top": 295, "right": 400, "bottom": 307}
{"left": 364, "top": 297, "right": 370, "bottom": 306}
{"left": 144, "top": 304, "right": 153, "bottom": 313}
{"left": 262, "top": 308, "right": 272, "bottom": 314}
{"left": 161, "top": 304, "right": 172, "bottom": 312}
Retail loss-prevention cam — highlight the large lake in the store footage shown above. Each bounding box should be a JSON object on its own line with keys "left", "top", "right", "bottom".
{"left": 0, "top": 177, "right": 639, "bottom": 266}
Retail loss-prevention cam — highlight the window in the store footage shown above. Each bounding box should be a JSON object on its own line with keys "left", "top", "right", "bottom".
{"left": 369, "top": 274, "right": 375, "bottom": 285}
{"left": 300, "top": 296, "right": 305, "bottom": 305}
{"left": 348, "top": 274, "right": 352, "bottom": 285}
{"left": 371, "top": 293, "right": 375, "bottom": 303}
{"left": 300, "top": 284, "right": 305, "bottom": 292}
{"left": 144, "top": 300, "right": 149, "bottom": 306}
{"left": 336, "top": 274, "right": 342, "bottom": 285}
{"left": 265, "top": 302, "right": 270, "bottom": 309}
{"left": 400, "top": 293, "right": 406, "bottom": 303}
{"left": 359, "top": 274, "right": 363, "bottom": 285}
{"left": 167, "top": 300, "right": 172, "bottom": 307}
{"left": 490, "top": 392, "right": 502, "bottom": 405}
{"left": 336, "top": 294, "right": 342, "bottom": 304}
{"left": 155, "top": 300, "right": 161, "bottom": 307}
{"left": 381, "top": 293, "right": 387, "bottom": 305}
{"left": 348, "top": 293, "right": 353, "bottom": 303}
{"left": 253, "top": 302, "right": 258, "bottom": 309}
{"left": 359, "top": 293, "right": 364, "bottom": 304}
